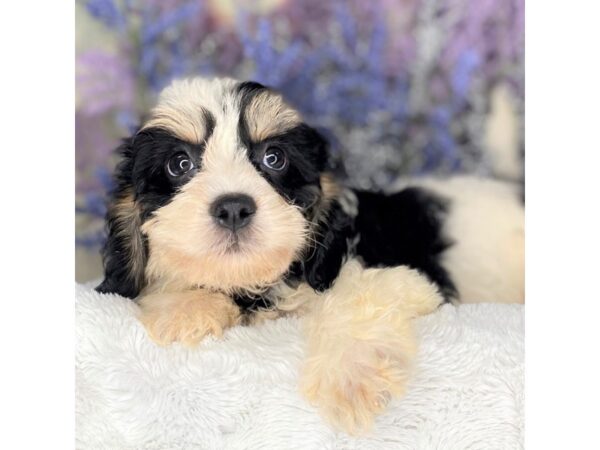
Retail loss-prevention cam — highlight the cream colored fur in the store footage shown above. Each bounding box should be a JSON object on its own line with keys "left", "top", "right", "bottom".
{"left": 108, "top": 189, "right": 145, "bottom": 288}
{"left": 244, "top": 89, "right": 301, "bottom": 141}
{"left": 232, "top": 258, "right": 444, "bottom": 433}
{"left": 142, "top": 77, "right": 238, "bottom": 143}
{"left": 300, "top": 259, "right": 443, "bottom": 433}
{"left": 138, "top": 289, "right": 241, "bottom": 347}
{"left": 141, "top": 159, "right": 307, "bottom": 293}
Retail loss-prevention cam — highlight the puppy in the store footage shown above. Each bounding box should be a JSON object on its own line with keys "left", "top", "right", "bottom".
{"left": 96, "top": 76, "right": 524, "bottom": 434}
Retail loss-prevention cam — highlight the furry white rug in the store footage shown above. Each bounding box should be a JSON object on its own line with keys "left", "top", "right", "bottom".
{"left": 76, "top": 283, "right": 524, "bottom": 449}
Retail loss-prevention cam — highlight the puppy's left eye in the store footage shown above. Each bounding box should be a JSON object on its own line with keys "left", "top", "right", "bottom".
{"left": 166, "top": 152, "right": 194, "bottom": 177}
{"left": 262, "top": 147, "right": 287, "bottom": 171}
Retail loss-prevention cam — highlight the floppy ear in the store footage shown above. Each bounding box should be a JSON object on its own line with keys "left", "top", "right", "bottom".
{"left": 96, "top": 139, "right": 148, "bottom": 299}
{"left": 303, "top": 199, "right": 355, "bottom": 292}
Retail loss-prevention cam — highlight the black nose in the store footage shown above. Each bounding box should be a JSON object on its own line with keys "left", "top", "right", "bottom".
{"left": 210, "top": 194, "right": 257, "bottom": 231}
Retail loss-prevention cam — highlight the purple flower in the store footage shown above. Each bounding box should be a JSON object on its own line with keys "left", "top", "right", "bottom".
{"left": 76, "top": 0, "right": 525, "bottom": 250}
{"left": 85, "top": 0, "right": 125, "bottom": 29}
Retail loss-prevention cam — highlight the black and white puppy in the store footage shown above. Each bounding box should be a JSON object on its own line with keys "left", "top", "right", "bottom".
{"left": 97, "top": 76, "right": 524, "bottom": 433}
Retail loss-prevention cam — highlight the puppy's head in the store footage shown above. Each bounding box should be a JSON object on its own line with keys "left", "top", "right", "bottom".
{"left": 97, "top": 77, "right": 354, "bottom": 299}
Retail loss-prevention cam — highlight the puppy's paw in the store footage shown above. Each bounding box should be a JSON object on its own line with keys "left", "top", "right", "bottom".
{"left": 300, "top": 339, "right": 415, "bottom": 434}
{"left": 299, "top": 260, "right": 427, "bottom": 434}
{"left": 138, "top": 290, "right": 241, "bottom": 347}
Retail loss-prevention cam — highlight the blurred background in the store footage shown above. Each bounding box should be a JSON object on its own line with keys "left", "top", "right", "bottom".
{"left": 76, "top": 0, "right": 524, "bottom": 282}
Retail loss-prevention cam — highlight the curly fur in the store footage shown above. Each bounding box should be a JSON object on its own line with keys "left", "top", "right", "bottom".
{"left": 96, "top": 76, "right": 524, "bottom": 434}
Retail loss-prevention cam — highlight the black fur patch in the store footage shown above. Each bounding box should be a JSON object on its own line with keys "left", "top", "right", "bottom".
{"left": 354, "top": 187, "right": 458, "bottom": 300}
{"left": 303, "top": 200, "right": 355, "bottom": 292}
{"left": 246, "top": 125, "right": 329, "bottom": 210}
{"left": 236, "top": 81, "right": 329, "bottom": 211}
{"left": 130, "top": 127, "right": 208, "bottom": 220}
{"left": 232, "top": 292, "right": 272, "bottom": 311}
{"left": 96, "top": 137, "right": 147, "bottom": 299}
{"left": 96, "top": 127, "right": 210, "bottom": 298}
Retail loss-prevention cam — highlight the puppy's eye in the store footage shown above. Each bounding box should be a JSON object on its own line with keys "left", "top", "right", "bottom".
{"left": 166, "top": 152, "right": 194, "bottom": 177}
{"left": 262, "top": 147, "right": 287, "bottom": 171}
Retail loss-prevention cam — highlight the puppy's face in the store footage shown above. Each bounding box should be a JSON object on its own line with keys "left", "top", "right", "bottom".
{"left": 100, "top": 78, "right": 334, "bottom": 296}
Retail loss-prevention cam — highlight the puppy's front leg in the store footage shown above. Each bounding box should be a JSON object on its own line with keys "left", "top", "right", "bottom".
{"left": 300, "top": 260, "right": 443, "bottom": 434}
{"left": 138, "top": 289, "right": 241, "bottom": 347}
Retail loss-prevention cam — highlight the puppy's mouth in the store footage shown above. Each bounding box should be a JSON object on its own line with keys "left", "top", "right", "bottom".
{"left": 219, "top": 228, "right": 252, "bottom": 254}
{"left": 224, "top": 234, "right": 241, "bottom": 253}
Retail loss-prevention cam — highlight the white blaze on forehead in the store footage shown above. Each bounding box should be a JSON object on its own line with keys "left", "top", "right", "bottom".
{"left": 201, "top": 88, "right": 246, "bottom": 170}
{"left": 142, "top": 76, "right": 253, "bottom": 171}
{"left": 141, "top": 76, "right": 288, "bottom": 201}
{"left": 142, "top": 77, "right": 239, "bottom": 144}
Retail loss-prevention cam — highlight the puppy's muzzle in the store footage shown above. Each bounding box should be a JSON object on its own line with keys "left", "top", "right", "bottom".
{"left": 210, "top": 194, "right": 257, "bottom": 232}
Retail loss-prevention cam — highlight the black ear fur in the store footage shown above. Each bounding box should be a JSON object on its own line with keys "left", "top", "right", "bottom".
{"left": 303, "top": 200, "right": 355, "bottom": 292}
{"left": 95, "top": 139, "right": 148, "bottom": 299}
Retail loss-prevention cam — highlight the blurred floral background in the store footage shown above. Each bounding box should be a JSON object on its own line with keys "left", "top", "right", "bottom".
{"left": 76, "top": 0, "right": 524, "bottom": 281}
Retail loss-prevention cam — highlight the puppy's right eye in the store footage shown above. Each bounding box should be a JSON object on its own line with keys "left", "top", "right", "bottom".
{"left": 166, "top": 152, "right": 194, "bottom": 177}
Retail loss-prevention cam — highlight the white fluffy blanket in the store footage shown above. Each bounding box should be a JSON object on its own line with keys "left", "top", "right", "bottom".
{"left": 76, "top": 283, "right": 524, "bottom": 449}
